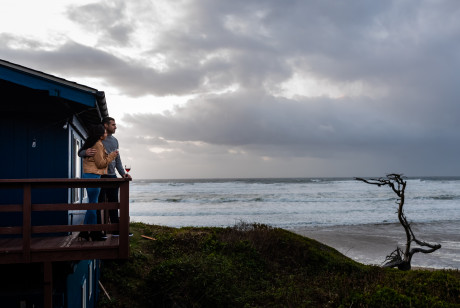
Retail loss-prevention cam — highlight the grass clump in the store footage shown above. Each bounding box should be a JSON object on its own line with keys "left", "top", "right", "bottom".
{"left": 98, "top": 222, "right": 460, "bottom": 307}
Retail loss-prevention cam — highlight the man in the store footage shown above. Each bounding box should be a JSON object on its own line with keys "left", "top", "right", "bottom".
{"left": 79, "top": 117, "right": 131, "bottom": 236}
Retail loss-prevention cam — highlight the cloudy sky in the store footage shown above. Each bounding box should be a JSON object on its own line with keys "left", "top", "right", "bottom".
{"left": 2, "top": 0, "right": 460, "bottom": 179}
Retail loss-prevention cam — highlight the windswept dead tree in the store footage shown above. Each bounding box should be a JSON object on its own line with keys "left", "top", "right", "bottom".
{"left": 355, "top": 174, "right": 441, "bottom": 271}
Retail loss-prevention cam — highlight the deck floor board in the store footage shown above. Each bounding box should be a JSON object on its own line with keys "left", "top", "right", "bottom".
{"left": 0, "top": 233, "right": 122, "bottom": 264}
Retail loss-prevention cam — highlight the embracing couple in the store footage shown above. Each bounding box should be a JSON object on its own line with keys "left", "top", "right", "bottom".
{"left": 78, "top": 117, "right": 132, "bottom": 241}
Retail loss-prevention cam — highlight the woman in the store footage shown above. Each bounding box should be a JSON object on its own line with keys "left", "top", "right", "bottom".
{"left": 80, "top": 124, "right": 118, "bottom": 241}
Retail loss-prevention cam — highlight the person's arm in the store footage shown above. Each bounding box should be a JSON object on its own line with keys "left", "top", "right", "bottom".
{"left": 78, "top": 148, "right": 86, "bottom": 158}
{"left": 115, "top": 153, "right": 126, "bottom": 177}
{"left": 113, "top": 139, "right": 130, "bottom": 178}
{"left": 94, "top": 142, "right": 118, "bottom": 169}
{"left": 78, "top": 148, "right": 97, "bottom": 158}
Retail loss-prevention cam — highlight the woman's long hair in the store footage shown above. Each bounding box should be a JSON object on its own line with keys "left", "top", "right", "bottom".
{"left": 82, "top": 124, "right": 106, "bottom": 150}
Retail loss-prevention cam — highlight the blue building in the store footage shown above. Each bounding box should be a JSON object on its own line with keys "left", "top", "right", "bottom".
{"left": 0, "top": 59, "right": 130, "bottom": 308}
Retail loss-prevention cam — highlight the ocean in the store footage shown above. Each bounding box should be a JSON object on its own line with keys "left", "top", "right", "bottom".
{"left": 128, "top": 177, "right": 460, "bottom": 269}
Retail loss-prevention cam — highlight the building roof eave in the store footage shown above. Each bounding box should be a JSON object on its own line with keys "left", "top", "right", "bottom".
{"left": 0, "top": 59, "right": 109, "bottom": 127}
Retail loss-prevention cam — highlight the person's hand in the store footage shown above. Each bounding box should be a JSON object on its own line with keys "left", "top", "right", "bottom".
{"left": 86, "top": 148, "right": 97, "bottom": 156}
{"left": 123, "top": 173, "right": 132, "bottom": 179}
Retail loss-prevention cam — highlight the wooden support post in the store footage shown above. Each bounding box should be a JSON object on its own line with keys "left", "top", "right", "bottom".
{"left": 23, "top": 183, "right": 31, "bottom": 263}
{"left": 43, "top": 262, "right": 53, "bottom": 308}
{"left": 119, "top": 180, "right": 130, "bottom": 258}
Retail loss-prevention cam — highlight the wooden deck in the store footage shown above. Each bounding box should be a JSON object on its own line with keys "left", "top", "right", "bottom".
{"left": 0, "top": 178, "right": 131, "bottom": 264}
{"left": 0, "top": 233, "right": 123, "bottom": 264}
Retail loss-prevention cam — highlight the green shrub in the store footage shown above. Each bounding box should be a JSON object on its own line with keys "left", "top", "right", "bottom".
{"left": 98, "top": 223, "right": 460, "bottom": 308}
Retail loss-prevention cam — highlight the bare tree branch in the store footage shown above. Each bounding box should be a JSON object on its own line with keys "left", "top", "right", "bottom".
{"left": 356, "top": 174, "right": 441, "bottom": 270}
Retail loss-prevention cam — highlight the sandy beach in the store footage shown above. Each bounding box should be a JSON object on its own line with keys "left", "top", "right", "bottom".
{"left": 291, "top": 220, "right": 460, "bottom": 270}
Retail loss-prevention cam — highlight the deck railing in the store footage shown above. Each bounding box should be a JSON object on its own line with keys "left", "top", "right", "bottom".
{"left": 0, "top": 178, "right": 131, "bottom": 264}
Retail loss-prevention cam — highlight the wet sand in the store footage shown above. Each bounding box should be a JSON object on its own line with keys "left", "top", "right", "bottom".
{"left": 290, "top": 221, "right": 460, "bottom": 269}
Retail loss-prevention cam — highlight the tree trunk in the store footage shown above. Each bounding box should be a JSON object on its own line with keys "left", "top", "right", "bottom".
{"left": 356, "top": 174, "right": 441, "bottom": 270}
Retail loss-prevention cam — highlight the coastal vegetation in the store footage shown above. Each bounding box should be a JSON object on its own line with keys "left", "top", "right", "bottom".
{"left": 98, "top": 222, "right": 460, "bottom": 307}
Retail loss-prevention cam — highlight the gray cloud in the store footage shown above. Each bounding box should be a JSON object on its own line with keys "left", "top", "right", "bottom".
{"left": 0, "top": 38, "right": 203, "bottom": 96}
{"left": 67, "top": 0, "right": 134, "bottom": 45}
{"left": 2, "top": 0, "right": 460, "bottom": 178}
{"left": 120, "top": 89, "right": 453, "bottom": 152}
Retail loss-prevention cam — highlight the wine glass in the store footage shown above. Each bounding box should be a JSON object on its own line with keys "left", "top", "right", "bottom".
{"left": 125, "top": 164, "right": 131, "bottom": 175}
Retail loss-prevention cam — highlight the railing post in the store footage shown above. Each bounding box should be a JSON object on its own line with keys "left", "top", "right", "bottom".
{"left": 23, "top": 183, "right": 31, "bottom": 263}
{"left": 118, "top": 180, "right": 130, "bottom": 258}
{"left": 43, "top": 262, "right": 53, "bottom": 308}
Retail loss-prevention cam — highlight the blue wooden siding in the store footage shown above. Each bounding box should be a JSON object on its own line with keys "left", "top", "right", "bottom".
{"left": 66, "top": 260, "right": 100, "bottom": 308}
